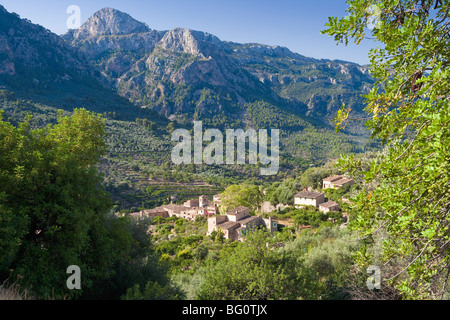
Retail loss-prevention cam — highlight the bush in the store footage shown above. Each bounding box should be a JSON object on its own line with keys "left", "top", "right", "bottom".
{"left": 177, "top": 249, "right": 192, "bottom": 260}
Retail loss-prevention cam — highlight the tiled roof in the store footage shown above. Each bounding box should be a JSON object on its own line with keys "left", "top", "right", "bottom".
{"left": 237, "top": 216, "right": 262, "bottom": 225}
{"left": 144, "top": 206, "right": 168, "bottom": 213}
{"left": 227, "top": 206, "right": 249, "bottom": 215}
{"left": 295, "top": 191, "right": 324, "bottom": 199}
{"left": 333, "top": 178, "right": 354, "bottom": 186}
{"left": 319, "top": 200, "right": 339, "bottom": 208}
{"left": 216, "top": 221, "right": 241, "bottom": 231}
{"left": 162, "top": 204, "right": 187, "bottom": 213}
{"left": 322, "top": 175, "right": 343, "bottom": 182}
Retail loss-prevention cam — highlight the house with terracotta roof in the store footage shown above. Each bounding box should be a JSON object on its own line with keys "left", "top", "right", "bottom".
{"left": 322, "top": 175, "right": 355, "bottom": 189}
{"left": 318, "top": 200, "right": 340, "bottom": 213}
{"left": 129, "top": 207, "right": 170, "bottom": 219}
{"left": 207, "top": 206, "right": 276, "bottom": 241}
{"left": 294, "top": 191, "right": 325, "bottom": 208}
{"left": 161, "top": 204, "right": 199, "bottom": 221}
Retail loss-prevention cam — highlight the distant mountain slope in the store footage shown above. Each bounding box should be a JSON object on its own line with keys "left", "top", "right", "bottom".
{"left": 227, "top": 42, "right": 374, "bottom": 133}
{"left": 0, "top": 5, "right": 169, "bottom": 127}
{"left": 0, "top": 5, "right": 92, "bottom": 87}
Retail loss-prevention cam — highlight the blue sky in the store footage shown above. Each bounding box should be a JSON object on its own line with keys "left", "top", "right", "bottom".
{"left": 0, "top": 0, "right": 376, "bottom": 65}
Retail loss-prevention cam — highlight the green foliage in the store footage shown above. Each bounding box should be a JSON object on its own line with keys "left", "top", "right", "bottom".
{"left": 171, "top": 267, "right": 207, "bottom": 300}
{"left": 121, "top": 281, "right": 182, "bottom": 300}
{"left": 220, "top": 184, "right": 263, "bottom": 213}
{"left": 0, "top": 110, "right": 178, "bottom": 300}
{"left": 0, "top": 109, "right": 114, "bottom": 299}
{"left": 192, "top": 243, "right": 209, "bottom": 262}
{"left": 197, "top": 227, "right": 360, "bottom": 300}
{"left": 291, "top": 209, "right": 328, "bottom": 228}
{"left": 197, "top": 229, "right": 303, "bottom": 300}
{"left": 300, "top": 167, "right": 334, "bottom": 189}
{"left": 264, "top": 178, "right": 302, "bottom": 206}
{"left": 281, "top": 227, "right": 361, "bottom": 299}
{"left": 177, "top": 249, "right": 192, "bottom": 260}
{"left": 323, "top": 0, "right": 450, "bottom": 299}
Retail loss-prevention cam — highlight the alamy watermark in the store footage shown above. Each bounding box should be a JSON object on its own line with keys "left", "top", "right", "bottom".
{"left": 366, "top": 265, "right": 381, "bottom": 290}
{"left": 66, "top": 5, "right": 81, "bottom": 30}
{"left": 366, "top": 5, "right": 382, "bottom": 30}
{"left": 66, "top": 265, "right": 81, "bottom": 290}
{"left": 171, "top": 121, "right": 280, "bottom": 176}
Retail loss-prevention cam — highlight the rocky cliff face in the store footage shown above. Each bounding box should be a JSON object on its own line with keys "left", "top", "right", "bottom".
{"left": 0, "top": 5, "right": 374, "bottom": 133}
{"left": 227, "top": 42, "right": 373, "bottom": 125}
{"left": 63, "top": 7, "right": 150, "bottom": 41}
{"left": 0, "top": 5, "right": 92, "bottom": 84}
{"left": 60, "top": 7, "right": 373, "bottom": 129}
{"left": 62, "top": 9, "right": 272, "bottom": 122}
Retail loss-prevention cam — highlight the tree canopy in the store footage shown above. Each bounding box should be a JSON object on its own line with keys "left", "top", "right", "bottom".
{"left": 0, "top": 109, "right": 176, "bottom": 299}
{"left": 323, "top": 0, "right": 450, "bottom": 299}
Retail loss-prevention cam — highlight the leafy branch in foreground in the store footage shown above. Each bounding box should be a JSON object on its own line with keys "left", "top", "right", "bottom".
{"left": 322, "top": 0, "right": 450, "bottom": 299}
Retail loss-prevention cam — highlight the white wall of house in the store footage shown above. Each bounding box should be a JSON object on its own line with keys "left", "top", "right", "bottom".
{"left": 295, "top": 194, "right": 324, "bottom": 207}
{"left": 295, "top": 197, "right": 316, "bottom": 206}
{"left": 207, "top": 215, "right": 228, "bottom": 235}
{"left": 323, "top": 181, "right": 333, "bottom": 189}
{"left": 227, "top": 210, "right": 248, "bottom": 221}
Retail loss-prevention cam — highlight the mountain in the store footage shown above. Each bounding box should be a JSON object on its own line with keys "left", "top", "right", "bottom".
{"left": 64, "top": 7, "right": 151, "bottom": 41}
{"left": 0, "top": 5, "right": 378, "bottom": 169}
{"left": 62, "top": 7, "right": 373, "bottom": 134}
{"left": 63, "top": 9, "right": 273, "bottom": 125}
{"left": 0, "top": 5, "right": 92, "bottom": 87}
{"left": 227, "top": 42, "right": 373, "bottom": 127}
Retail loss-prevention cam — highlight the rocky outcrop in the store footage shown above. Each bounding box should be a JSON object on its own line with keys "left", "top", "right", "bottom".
{"left": 0, "top": 4, "right": 373, "bottom": 132}
{"left": 158, "top": 28, "right": 226, "bottom": 57}
{"left": 0, "top": 5, "right": 92, "bottom": 82}
{"left": 63, "top": 7, "right": 150, "bottom": 41}
{"left": 61, "top": 9, "right": 271, "bottom": 119}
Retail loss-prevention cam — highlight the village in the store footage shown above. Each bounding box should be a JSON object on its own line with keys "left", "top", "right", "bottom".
{"left": 126, "top": 174, "right": 355, "bottom": 241}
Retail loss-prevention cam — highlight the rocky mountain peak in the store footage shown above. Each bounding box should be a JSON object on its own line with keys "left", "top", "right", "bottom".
{"left": 158, "top": 28, "right": 225, "bottom": 57}
{"left": 65, "top": 7, "right": 150, "bottom": 41}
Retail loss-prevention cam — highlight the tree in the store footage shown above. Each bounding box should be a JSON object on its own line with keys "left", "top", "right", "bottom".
{"left": 197, "top": 229, "right": 304, "bottom": 300}
{"left": 121, "top": 281, "right": 182, "bottom": 300}
{"left": 0, "top": 109, "right": 113, "bottom": 298}
{"left": 300, "top": 167, "right": 333, "bottom": 190}
{"left": 322, "top": 0, "right": 450, "bottom": 299}
{"left": 264, "top": 180, "right": 296, "bottom": 206}
{"left": 220, "top": 184, "right": 263, "bottom": 214}
{"left": 166, "top": 122, "right": 175, "bottom": 134}
{"left": 0, "top": 109, "right": 174, "bottom": 300}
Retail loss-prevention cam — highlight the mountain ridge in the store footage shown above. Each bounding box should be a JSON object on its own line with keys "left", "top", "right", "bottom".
{"left": 60, "top": 7, "right": 374, "bottom": 133}
{"left": 64, "top": 7, "right": 151, "bottom": 41}
{"left": 0, "top": 5, "right": 378, "bottom": 166}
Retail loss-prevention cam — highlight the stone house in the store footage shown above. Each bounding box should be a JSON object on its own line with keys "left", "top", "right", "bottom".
{"left": 213, "top": 194, "right": 222, "bottom": 209}
{"left": 294, "top": 191, "right": 325, "bottom": 208}
{"left": 322, "top": 175, "right": 355, "bottom": 189}
{"left": 129, "top": 207, "right": 169, "bottom": 219}
{"left": 161, "top": 204, "right": 199, "bottom": 221}
{"left": 318, "top": 200, "right": 340, "bottom": 213}
{"left": 207, "top": 206, "right": 276, "bottom": 241}
{"left": 184, "top": 199, "right": 199, "bottom": 208}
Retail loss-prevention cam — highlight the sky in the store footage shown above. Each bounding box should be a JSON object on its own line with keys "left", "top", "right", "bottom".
{"left": 0, "top": 0, "right": 377, "bottom": 65}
